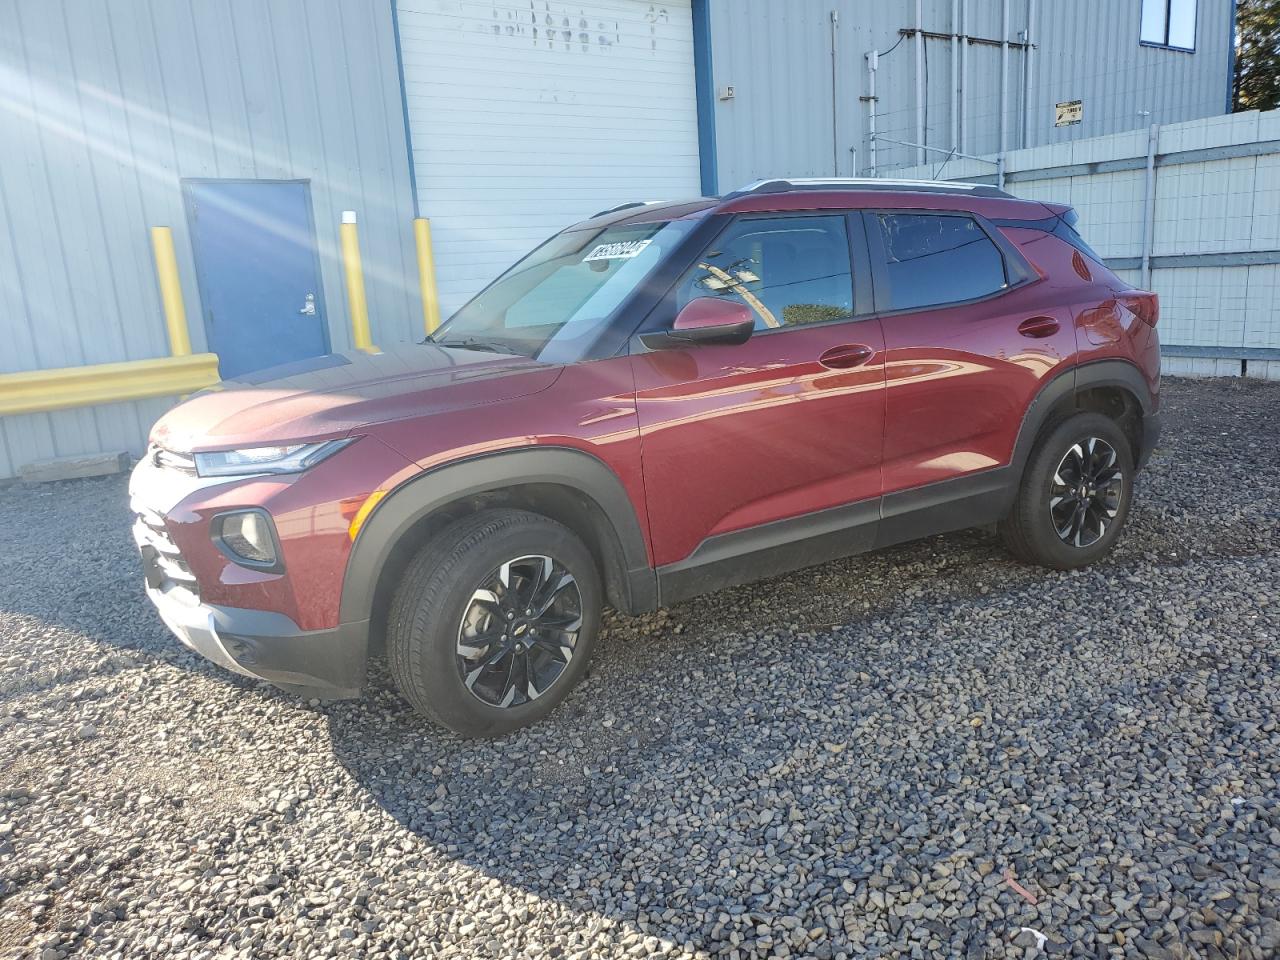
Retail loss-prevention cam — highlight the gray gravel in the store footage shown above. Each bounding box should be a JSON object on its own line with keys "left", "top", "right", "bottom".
{"left": 1, "top": 376, "right": 1278, "bottom": 960}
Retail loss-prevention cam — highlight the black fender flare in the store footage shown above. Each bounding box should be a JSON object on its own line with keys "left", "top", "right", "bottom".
{"left": 338, "top": 447, "right": 656, "bottom": 627}
{"left": 1010, "top": 358, "right": 1155, "bottom": 479}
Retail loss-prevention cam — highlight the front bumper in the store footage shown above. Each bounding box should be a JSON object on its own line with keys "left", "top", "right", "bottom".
{"left": 146, "top": 581, "right": 368, "bottom": 697}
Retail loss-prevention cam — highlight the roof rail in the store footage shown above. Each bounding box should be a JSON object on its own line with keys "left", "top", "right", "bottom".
{"left": 722, "top": 177, "right": 1013, "bottom": 200}
{"left": 590, "top": 200, "right": 665, "bottom": 218}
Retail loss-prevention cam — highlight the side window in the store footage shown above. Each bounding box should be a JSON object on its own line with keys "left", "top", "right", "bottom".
{"left": 675, "top": 215, "right": 853, "bottom": 331}
{"left": 873, "top": 213, "right": 1009, "bottom": 312}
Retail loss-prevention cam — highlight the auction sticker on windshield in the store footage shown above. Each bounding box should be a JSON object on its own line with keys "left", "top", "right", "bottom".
{"left": 583, "top": 238, "right": 653, "bottom": 262}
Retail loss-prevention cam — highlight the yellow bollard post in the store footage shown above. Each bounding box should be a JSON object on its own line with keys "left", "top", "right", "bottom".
{"left": 149, "top": 226, "right": 193, "bottom": 356}
{"left": 339, "top": 210, "right": 377, "bottom": 353}
{"left": 413, "top": 217, "right": 443, "bottom": 336}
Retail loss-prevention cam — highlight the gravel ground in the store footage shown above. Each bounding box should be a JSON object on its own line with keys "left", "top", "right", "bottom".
{"left": 0, "top": 376, "right": 1278, "bottom": 960}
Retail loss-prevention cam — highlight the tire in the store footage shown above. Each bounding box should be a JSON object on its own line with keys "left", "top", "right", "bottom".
{"left": 387, "top": 509, "right": 602, "bottom": 737}
{"left": 999, "top": 411, "right": 1135, "bottom": 570}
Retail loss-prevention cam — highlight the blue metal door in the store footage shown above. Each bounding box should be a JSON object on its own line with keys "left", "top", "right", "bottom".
{"left": 183, "top": 180, "right": 329, "bottom": 380}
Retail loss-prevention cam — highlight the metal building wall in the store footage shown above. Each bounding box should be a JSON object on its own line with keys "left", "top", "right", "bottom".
{"left": 705, "top": 0, "right": 1232, "bottom": 189}
{"left": 0, "top": 0, "right": 418, "bottom": 478}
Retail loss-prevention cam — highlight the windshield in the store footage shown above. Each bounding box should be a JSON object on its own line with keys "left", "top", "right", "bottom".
{"left": 431, "top": 219, "right": 695, "bottom": 362}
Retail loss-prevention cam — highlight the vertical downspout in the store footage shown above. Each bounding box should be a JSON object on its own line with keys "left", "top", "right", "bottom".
{"left": 831, "top": 10, "right": 840, "bottom": 176}
{"left": 959, "top": 0, "right": 968, "bottom": 154}
{"left": 915, "top": 0, "right": 925, "bottom": 164}
{"left": 999, "top": 0, "right": 1009, "bottom": 159}
{"left": 950, "top": 0, "right": 960, "bottom": 152}
{"left": 1022, "top": 0, "right": 1034, "bottom": 148}
{"left": 867, "top": 50, "right": 879, "bottom": 177}
{"left": 1140, "top": 124, "right": 1160, "bottom": 290}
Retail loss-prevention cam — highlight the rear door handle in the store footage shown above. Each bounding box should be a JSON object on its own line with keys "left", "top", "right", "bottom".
{"left": 1017, "top": 316, "right": 1060, "bottom": 339}
{"left": 818, "top": 343, "right": 875, "bottom": 369}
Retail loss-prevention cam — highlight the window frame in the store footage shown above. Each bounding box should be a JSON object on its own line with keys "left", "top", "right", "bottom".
{"left": 635, "top": 210, "right": 876, "bottom": 343}
{"left": 1139, "top": 0, "right": 1196, "bottom": 53}
{"left": 860, "top": 209, "right": 1037, "bottom": 318}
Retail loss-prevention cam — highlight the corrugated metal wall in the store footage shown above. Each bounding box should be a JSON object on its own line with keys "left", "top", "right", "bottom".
{"left": 706, "top": 0, "right": 1232, "bottom": 189}
{"left": 0, "top": 0, "right": 418, "bottom": 478}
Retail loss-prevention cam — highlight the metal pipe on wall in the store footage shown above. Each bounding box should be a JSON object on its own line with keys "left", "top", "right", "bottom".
{"left": 950, "top": 0, "right": 959, "bottom": 152}
{"left": 866, "top": 49, "right": 879, "bottom": 176}
{"left": 959, "top": 0, "right": 968, "bottom": 154}
{"left": 915, "top": 0, "right": 925, "bottom": 164}
{"left": 1022, "top": 0, "right": 1035, "bottom": 148}
{"left": 999, "top": 0, "right": 1009, "bottom": 158}
{"left": 830, "top": 10, "right": 840, "bottom": 176}
{"left": 1140, "top": 124, "right": 1160, "bottom": 289}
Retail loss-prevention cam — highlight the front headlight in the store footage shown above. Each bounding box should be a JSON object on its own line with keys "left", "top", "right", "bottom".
{"left": 194, "top": 438, "right": 353, "bottom": 477}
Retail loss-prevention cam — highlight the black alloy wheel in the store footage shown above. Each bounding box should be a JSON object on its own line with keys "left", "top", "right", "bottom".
{"left": 999, "top": 411, "right": 1135, "bottom": 570}
{"left": 1048, "top": 437, "right": 1124, "bottom": 548}
{"left": 387, "top": 509, "right": 601, "bottom": 737}
{"left": 456, "top": 555, "right": 583, "bottom": 708}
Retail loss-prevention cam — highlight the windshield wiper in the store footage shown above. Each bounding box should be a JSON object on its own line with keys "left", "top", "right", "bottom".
{"left": 432, "top": 336, "right": 525, "bottom": 356}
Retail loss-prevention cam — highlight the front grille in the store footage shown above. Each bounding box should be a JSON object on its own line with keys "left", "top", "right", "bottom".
{"left": 149, "top": 444, "right": 197, "bottom": 474}
{"left": 132, "top": 504, "right": 199, "bottom": 598}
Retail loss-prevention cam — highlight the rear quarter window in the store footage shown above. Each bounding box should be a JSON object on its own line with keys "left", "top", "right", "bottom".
{"left": 872, "top": 213, "right": 1009, "bottom": 312}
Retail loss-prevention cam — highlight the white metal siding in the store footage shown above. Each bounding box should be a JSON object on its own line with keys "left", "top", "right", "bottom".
{"left": 396, "top": 0, "right": 702, "bottom": 315}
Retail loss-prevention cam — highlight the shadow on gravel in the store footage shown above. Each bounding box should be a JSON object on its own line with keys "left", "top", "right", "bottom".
{"left": 315, "top": 526, "right": 1107, "bottom": 940}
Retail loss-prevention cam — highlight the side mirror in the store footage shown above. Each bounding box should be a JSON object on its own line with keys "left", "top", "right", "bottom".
{"left": 667, "top": 297, "right": 755, "bottom": 346}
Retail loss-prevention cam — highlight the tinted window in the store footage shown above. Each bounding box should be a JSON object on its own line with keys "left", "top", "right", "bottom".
{"left": 676, "top": 215, "right": 853, "bottom": 331}
{"left": 874, "top": 213, "right": 1008, "bottom": 311}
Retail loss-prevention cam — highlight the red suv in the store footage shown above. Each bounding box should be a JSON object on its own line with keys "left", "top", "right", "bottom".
{"left": 131, "top": 179, "right": 1161, "bottom": 736}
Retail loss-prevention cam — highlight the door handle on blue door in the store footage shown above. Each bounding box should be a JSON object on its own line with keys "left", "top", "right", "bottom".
{"left": 818, "top": 344, "right": 875, "bottom": 369}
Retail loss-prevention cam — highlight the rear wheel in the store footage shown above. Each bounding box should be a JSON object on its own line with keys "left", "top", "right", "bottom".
{"left": 387, "top": 509, "right": 601, "bottom": 737}
{"left": 1000, "top": 412, "right": 1134, "bottom": 569}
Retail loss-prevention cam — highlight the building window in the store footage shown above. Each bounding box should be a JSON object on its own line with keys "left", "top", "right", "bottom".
{"left": 1140, "top": 0, "right": 1196, "bottom": 51}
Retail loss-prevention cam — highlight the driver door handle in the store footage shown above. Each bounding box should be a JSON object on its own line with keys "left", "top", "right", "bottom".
{"left": 818, "top": 343, "right": 875, "bottom": 369}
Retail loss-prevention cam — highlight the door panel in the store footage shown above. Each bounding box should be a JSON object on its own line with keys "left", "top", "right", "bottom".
{"left": 184, "top": 180, "right": 329, "bottom": 380}
{"left": 878, "top": 287, "right": 1077, "bottom": 493}
{"left": 633, "top": 322, "right": 886, "bottom": 567}
{"left": 632, "top": 212, "right": 885, "bottom": 568}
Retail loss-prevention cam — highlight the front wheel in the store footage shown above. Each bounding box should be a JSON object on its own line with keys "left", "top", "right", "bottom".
{"left": 387, "top": 509, "right": 602, "bottom": 737}
{"left": 1000, "top": 412, "right": 1135, "bottom": 569}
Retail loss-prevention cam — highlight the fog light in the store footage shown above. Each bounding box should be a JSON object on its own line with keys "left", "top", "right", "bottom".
{"left": 216, "top": 510, "right": 279, "bottom": 567}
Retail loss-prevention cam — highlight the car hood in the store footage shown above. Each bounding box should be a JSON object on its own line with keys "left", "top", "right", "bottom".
{"left": 150, "top": 344, "right": 562, "bottom": 452}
